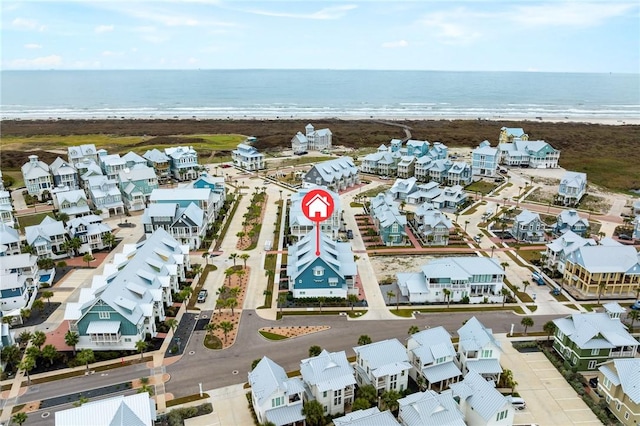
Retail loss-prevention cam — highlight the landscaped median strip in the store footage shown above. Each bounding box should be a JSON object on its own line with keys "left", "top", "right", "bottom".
{"left": 390, "top": 305, "right": 527, "bottom": 317}
{"left": 258, "top": 326, "right": 330, "bottom": 340}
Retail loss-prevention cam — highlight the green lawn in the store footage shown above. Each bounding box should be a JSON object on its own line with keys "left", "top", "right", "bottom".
{"left": 258, "top": 331, "right": 289, "bottom": 341}
{"left": 18, "top": 212, "right": 55, "bottom": 230}
{"left": 465, "top": 180, "right": 498, "bottom": 195}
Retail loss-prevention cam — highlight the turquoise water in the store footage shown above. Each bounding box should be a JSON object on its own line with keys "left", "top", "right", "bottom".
{"left": 1, "top": 70, "right": 638, "bottom": 120}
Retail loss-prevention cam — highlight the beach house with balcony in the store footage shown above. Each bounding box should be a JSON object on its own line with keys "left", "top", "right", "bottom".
{"left": 64, "top": 229, "right": 189, "bottom": 351}
{"left": 397, "top": 156, "right": 416, "bottom": 179}
{"left": 406, "top": 327, "right": 462, "bottom": 391}
{"left": 86, "top": 175, "right": 125, "bottom": 218}
{"left": 291, "top": 123, "right": 333, "bottom": 153}
{"left": 334, "top": 408, "right": 400, "bottom": 426}
{"left": 472, "top": 141, "right": 499, "bottom": 177}
{"left": 67, "top": 144, "right": 99, "bottom": 167}
{"left": 232, "top": 143, "right": 265, "bottom": 171}
{"left": 142, "top": 203, "right": 205, "bottom": 250}
{"left": 286, "top": 230, "right": 357, "bottom": 299}
{"left": 55, "top": 189, "right": 91, "bottom": 219}
{"left": 98, "top": 150, "right": 127, "bottom": 181}
{"left": 398, "top": 390, "right": 465, "bottom": 426}
{"left": 545, "top": 230, "right": 596, "bottom": 274}
{"left": 0, "top": 253, "right": 38, "bottom": 313}
{"left": 289, "top": 187, "right": 341, "bottom": 240}
{"left": 360, "top": 149, "right": 400, "bottom": 176}
{"left": 498, "top": 139, "right": 560, "bottom": 169}
{"left": 22, "top": 155, "right": 53, "bottom": 200}
{"left": 118, "top": 166, "right": 159, "bottom": 212}
{"left": 121, "top": 151, "right": 147, "bottom": 169}
{"left": 431, "top": 185, "right": 467, "bottom": 210}
{"left": 553, "top": 304, "right": 639, "bottom": 371}
{"left": 143, "top": 149, "right": 171, "bottom": 184}
{"left": 0, "top": 190, "right": 16, "bottom": 228}
{"left": 396, "top": 257, "right": 505, "bottom": 304}
{"left": 511, "top": 209, "right": 544, "bottom": 242}
{"left": 406, "top": 182, "right": 442, "bottom": 205}
{"left": 406, "top": 139, "right": 430, "bottom": 157}
{"left": 389, "top": 177, "right": 418, "bottom": 201}
{"left": 597, "top": 358, "right": 640, "bottom": 425}
{"left": 562, "top": 243, "right": 640, "bottom": 299}
{"left": 557, "top": 171, "right": 587, "bottom": 206}
{"left": 413, "top": 203, "right": 452, "bottom": 246}
{"left": 50, "top": 157, "right": 79, "bottom": 190}
{"left": 555, "top": 209, "right": 590, "bottom": 237}
{"left": 25, "top": 216, "right": 68, "bottom": 260}
{"left": 450, "top": 371, "right": 515, "bottom": 426}
{"left": 353, "top": 339, "right": 411, "bottom": 394}
{"left": 66, "top": 215, "right": 113, "bottom": 255}
{"left": 300, "top": 350, "right": 356, "bottom": 416}
{"left": 498, "top": 127, "right": 528, "bottom": 143}
{"left": 0, "top": 223, "right": 21, "bottom": 256}
{"left": 248, "top": 356, "right": 305, "bottom": 426}
{"left": 75, "top": 159, "right": 104, "bottom": 190}
{"left": 370, "top": 193, "right": 407, "bottom": 246}
{"left": 414, "top": 156, "right": 434, "bottom": 182}
{"left": 165, "top": 146, "right": 199, "bottom": 180}
{"left": 303, "top": 157, "right": 359, "bottom": 192}
{"left": 149, "top": 188, "right": 218, "bottom": 224}
{"left": 456, "top": 317, "right": 503, "bottom": 382}
{"left": 182, "top": 173, "right": 226, "bottom": 213}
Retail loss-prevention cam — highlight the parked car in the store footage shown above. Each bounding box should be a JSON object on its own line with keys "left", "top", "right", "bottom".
{"left": 618, "top": 234, "right": 632, "bottom": 241}
{"left": 589, "top": 377, "right": 598, "bottom": 388}
{"left": 631, "top": 301, "right": 640, "bottom": 310}
{"left": 197, "top": 290, "right": 208, "bottom": 303}
{"left": 507, "top": 396, "right": 526, "bottom": 410}
{"left": 551, "top": 288, "right": 561, "bottom": 296}
{"left": 532, "top": 272, "right": 545, "bottom": 285}
{"left": 346, "top": 230, "right": 354, "bottom": 239}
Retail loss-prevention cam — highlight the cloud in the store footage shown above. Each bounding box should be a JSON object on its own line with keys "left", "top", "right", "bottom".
{"left": 10, "top": 55, "right": 62, "bottom": 68}
{"left": 24, "top": 43, "right": 42, "bottom": 49}
{"left": 12, "top": 18, "right": 44, "bottom": 31}
{"left": 417, "top": 8, "right": 482, "bottom": 44}
{"left": 102, "top": 50, "right": 123, "bottom": 57}
{"left": 95, "top": 24, "right": 114, "bottom": 33}
{"left": 381, "top": 40, "right": 409, "bottom": 49}
{"left": 133, "top": 26, "right": 169, "bottom": 43}
{"left": 243, "top": 4, "right": 357, "bottom": 20}
{"left": 508, "top": 2, "right": 637, "bottom": 27}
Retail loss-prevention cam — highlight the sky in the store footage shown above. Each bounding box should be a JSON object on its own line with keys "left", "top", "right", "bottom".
{"left": 1, "top": 0, "right": 639, "bottom": 72}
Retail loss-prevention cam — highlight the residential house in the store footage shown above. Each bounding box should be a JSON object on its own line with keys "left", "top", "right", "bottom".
{"left": 49, "top": 157, "right": 79, "bottom": 190}
{"left": 286, "top": 230, "right": 357, "bottom": 299}
{"left": 555, "top": 209, "right": 590, "bottom": 237}
{"left": 370, "top": 193, "right": 407, "bottom": 246}
{"left": 406, "top": 139, "right": 430, "bottom": 157}
{"left": 55, "top": 189, "right": 91, "bottom": 219}
{"left": 498, "top": 127, "right": 528, "bottom": 144}
{"left": 25, "top": 216, "right": 68, "bottom": 260}
{"left": 472, "top": 141, "right": 499, "bottom": 177}
{"left": 360, "top": 150, "right": 401, "bottom": 177}
{"left": 544, "top": 230, "right": 596, "bottom": 275}
{"left": 0, "top": 189, "right": 16, "bottom": 228}
{"left": 511, "top": 209, "right": 544, "bottom": 242}
{"left": 291, "top": 123, "right": 332, "bottom": 153}
{"left": 353, "top": 339, "right": 412, "bottom": 394}
{"left": 634, "top": 216, "right": 640, "bottom": 241}
{"left": 55, "top": 392, "right": 157, "bottom": 426}
{"left": 334, "top": 408, "right": 400, "bottom": 426}
{"left": 406, "top": 182, "right": 441, "bottom": 205}
{"left": 498, "top": 139, "right": 560, "bottom": 169}
{"left": 98, "top": 150, "right": 127, "bottom": 181}
{"left": 389, "top": 177, "right": 418, "bottom": 201}
{"left": 396, "top": 257, "right": 505, "bottom": 304}
{"left": 75, "top": 159, "right": 104, "bottom": 190}
{"left": 445, "top": 162, "right": 472, "bottom": 186}
{"left": 456, "top": 317, "right": 503, "bottom": 382}
{"left": 413, "top": 203, "right": 452, "bottom": 246}
{"left": 289, "top": 187, "right": 341, "bottom": 240}
{"left": 429, "top": 142, "right": 448, "bottom": 160}
{"left": 180, "top": 173, "right": 226, "bottom": 214}
{"left": 248, "top": 356, "right": 305, "bottom": 426}
{"left": 86, "top": 175, "right": 125, "bottom": 218}
{"left": 432, "top": 185, "right": 467, "bottom": 210}
{"left": 557, "top": 171, "right": 587, "bottom": 206}
{"left": 0, "top": 254, "right": 38, "bottom": 313}
{"left": 633, "top": 200, "right": 640, "bottom": 216}
{"left": 406, "top": 327, "right": 462, "bottom": 391}
{"left": 232, "top": 143, "right": 265, "bottom": 171}
{"left": 67, "top": 144, "right": 99, "bottom": 166}
{"left": 553, "top": 304, "right": 639, "bottom": 371}
{"left": 450, "top": 371, "right": 515, "bottom": 426}
{"left": 597, "top": 358, "right": 640, "bottom": 425}
{"left": 118, "top": 166, "right": 159, "bottom": 212}
{"left": 165, "top": 146, "right": 199, "bottom": 180}
{"left": 414, "top": 156, "right": 435, "bottom": 182}
{"left": 0, "top": 253, "right": 39, "bottom": 288}
{"left": 303, "top": 157, "right": 359, "bottom": 192}
{"left": 21, "top": 155, "right": 53, "bottom": 199}
{"left": 300, "top": 349, "right": 356, "bottom": 416}
{"left": 0, "top": 223, "right": 21, "bottom": 256}
{"left": 427, "top": 159, "right": 452, "bottom": 183}
{"left": 142, "top": 203, "right": 205, "bottom": 250}
{"left": 562, "top": 243, "right": 640, "bottom": 299}
{"left": 1, "top": 320, "right": 16, "bottom": 354}
{"left": 66, "top": 215, "right": 113, "bottom": 255}
{"left": 397, "top": 156, "right": 416, "bottom": 179}
{"left": 150, "top": 188, "right": 218, "bottom": 223}
{"left": 143, "top": 149, "right": 171, "bottom": 184}
{"left": 398, "top": 390, "right": 465, "bottom": 426}
{"left": 64, "top": 228, "right": 189, "bottom": 350}
{"left": 121, "top": 151, "right": 147, "bottom": 169}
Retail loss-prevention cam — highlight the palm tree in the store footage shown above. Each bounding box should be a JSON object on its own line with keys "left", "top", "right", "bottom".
{"left": 31, "top": 330, "right": 46, "bottom": 349}
{"left": 101, "top": 232, "right": 116, "bottom": 250}
{"left": 1, "top": 345, "right": 21, "bottom": 372}
{"left": 19, "top": 356, "right": 36, "bottom": 384}
{"left": 224, "top": 268, "right": 235, "bottom": 286}
{"left": 229, "top": 253, "right": 238, "bottom": 267}
{"left": 308, "top": 345, "right": 322, "bottom": 357}
{"left": 347, "top": 294, "right": 359, "bottom": 311}
{"left": 41, "top": 344, "right": 58, "bottom": 366}
{"left": 597, "top": 281, "right": 607, "bottom": 305}
{"left": 522, "top": 280, "right": 530, "bottom": 293}
{"left": 443, "top": 288, "right": 452, "bottom": 308}
{"left": 82, "top": 253, "right": 95, "bottom": 267}
{"left": 65, "top": 330, "right": 79, "bottom": 355}
{"left": 380, "top": 389, "right": 401, "bottom": 412}
{"left": 358, "top": 335, "right": 372, "bottom": 345}
{"left": 41, "top": 290, "right": 54, "bottom": 306}
{"left": 408, "top": 325, "right": 420, "bottom": 335}
{"left": 240, "top": 253, "right": 250, "bottom": 268}
{"left": 204, "top": 323, "right": 218, "bottom": 340}
{"left": 138, "top": 383, "right": 155, "bottom": 396}
{"left": 317, "top": 297, "right": 326, "bottom": 313}
{"left": 627, "top": 309, "right": 640, "bottom": 331}
{"left": 521, "top": 317, "right": 534, "bottom": 335}
{"left": 386, "top": 290, "right": 395, "bottom": 305}
{"left": 68, "top": 237, "right": 82, "bottom": 257}
{"left": 57, "top": 212, "right": 70, "bottom": 224}
{"left": 302, "top": 400, "right": 325, "bottom": 426}
{"left": 135, "top": 340, "right": 148, "bottom": 360}
{"left": 227, "top": 298, "right": 238, "bottom": 315}
{"left": 278, "top": 293, "right": 287, "bottom": 314}
{"left": 543, "top": 321, "right": 556, "bottom": 342}
{"left": 12, "top": 413, "right": 28, "bottom": 425}
{"left": 166, "top": 318, "right": 179, "bottom": 334}
{"left": 501, "top": 288, "right": 511, "bottom": 307}
{"left": 33, "top": 299, "right": 45, "bottom": 315}
{"left": 218, "top": 321, "right": 234, "bottom": 344}
{"left": 18, "top": 331, "right": 32, "bottom": 347}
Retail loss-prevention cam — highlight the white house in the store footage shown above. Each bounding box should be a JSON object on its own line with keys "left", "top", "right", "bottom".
{"left": 413, "top": 203, "right": 452, "bottom": 246}
{"left": 22, "top": 155, "right": 53, "bottom": 199}
{"left": 55, "top": 189, "right": 91, "bottom": 219}
{"left": 0, "top": 189, "right": 16, "bottom": 228}
{"left": 55, "top": 392, "right": 156, "bottom": 426}
{"left": 396, "top": 257, "right": 505, "bottom": 304}
{"left": 431, "top": 185, "right": 467, "bottom": 210}
{"left": 0, "top": 223, "right": 21, "bottom": 256}
{"left": 232, "top": 143, "right": 265, "bottom": 171}
{"left": 122, "top": 151, "right": 147, "bottom": 169}
{"left": 333, "top": 408, "right": 400, "bottom": 426}
{"left": 142, "top": 203, "right": 205, "bottom": 250}
{"left": 456, "top": 317, "right": 503, "bottom": 382}
{"left": 248, "top": 356, "right": 305, "bottom": 426}
{"left": 398, "top": 390, "right": 465, "bottom": 426}
{"left": 300, "top": 349, "right": 356, "bottom": 416}
{"left": 291, "top": 124, "right": 332, "bottom": 153}
{"left": 511, "top": 209, "right": 544, "bottom": 242}
{"left": 472, "top": 141, "right": 499, "bottom": 177}
{"left": 150, "top": 188, "right": 219, "bottom": 224}
{"left": 0, "top": 253, "right": 39, "bottom": 313}
{"left": 25, "top": 216, "right": 68, "bottom": 260}
{"left": 164, "top": 146, "right": 200, "bottom": 180}
{"left": 389, "top": 177, "right": 419, "bottom": 201}
{"left": 353, "top": 338, "right": 412, "bottom": 394}
{"left": 498, "top": 139, "right": 560, "bottom": 169}
{"left": 98, "top": 150, "right": 127, "bottom": 181}
{"left": 50, "top": 157, "right": 79, "bottom": 190}
{"left": 75, "top": 159, "right": 104, "bottom": 190}
{"left": 67, "top": 144, "right": 99, "bottom": 166}
{"left": 66, "top": 215, "right": 113, "bottom": 255}
{"left": 406, "top": 327, "right": 462, "bottom": 391}
{"left": 406, "top": 182, "right": 441, "bottom": 205}
{"left": 545, "top": 230, "right": 596, "bottom": 274}
{"left": 289, "top": 187, "right": 341, "bottom": 240}
{"left": 450, "top": 371, "right": 515, "bottom": 426}
{"left": 557, "top": 171, "right": 587, "bottom": 206}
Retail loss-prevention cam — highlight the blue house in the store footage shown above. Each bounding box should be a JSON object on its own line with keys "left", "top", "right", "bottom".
{"left": 118, "top": 166, "right": 159, "bottom": 212}
{"left": 406, "top": 140, "right": 430, "bottom": 157}
{"left": 555, "top": 209, "right": 590, "bottom": 237}
{"left": 164, "top": 146, "right": 199, "bottom": 180}
{"left": 472, "top": 141, "right": 499, "bottom": 177}
{"left": 370, "top": 193, "right": 407, "bottom": 246}
{"left": 286, "top": 230, "right": 357, "bottom": 299}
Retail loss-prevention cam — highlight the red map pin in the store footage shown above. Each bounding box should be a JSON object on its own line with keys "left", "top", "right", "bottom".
{"left": 301, "top": 189, "right": 335, "bottom": 256}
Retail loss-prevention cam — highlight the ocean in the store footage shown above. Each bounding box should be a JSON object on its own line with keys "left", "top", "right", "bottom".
{"left": 1, "top": 70, "right": 638, "bottom": 121}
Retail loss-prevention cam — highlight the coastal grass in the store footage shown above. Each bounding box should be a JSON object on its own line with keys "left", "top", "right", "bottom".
{"left": 165, "top": 393, "right": 210, "bottom": 407}
{"left": 465, "top": 180, "right": 497, "bottom": 195}
{"left": 17, "top": 212, "right": 55, "bottom": 230}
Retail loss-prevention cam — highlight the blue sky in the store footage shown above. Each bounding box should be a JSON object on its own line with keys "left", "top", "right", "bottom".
{"left": 2, "top": 1, "right": 638, "bottom": 72}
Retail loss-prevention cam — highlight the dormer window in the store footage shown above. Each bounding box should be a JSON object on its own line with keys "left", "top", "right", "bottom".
{"left": 313, "top": 266, "right": 324, "bottom": 277}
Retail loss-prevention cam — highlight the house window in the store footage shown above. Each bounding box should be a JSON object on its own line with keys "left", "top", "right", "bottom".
{"left": 313, "top": 267, "right": 324, "bottom": 277}
{"left": 324, "top": 406, "right": 327, "bottom": 413}
{"left": 591, "top": 348, "right": 599, "bottom": 356}
{"left": 606, "top": 395, "right": 611, "bottom": 403}
{"left": 496, "top": 409, "right": 508, "bottom": 421}
{"left": 624, "top": 411, "right": 630, "bottom": 420}
{"left": 588, "top": 360, "right": 597, "bottom": 370}
{"left": 603, "top": 376, "right": 611, "bottom": 390}
{"left": 272, "top": 396, "right": 284, "bottom": 408}
{"left": 616, "top": 402, "right": 621, "bottom": 411}
{"left": 323, "top": 391, "right": 327, "bottom": 398}
{"left": 98, "top": 311, "right": 110, "bottom": 319}
{"left": 481, "top": 349, "right": 493, "bottom": 358}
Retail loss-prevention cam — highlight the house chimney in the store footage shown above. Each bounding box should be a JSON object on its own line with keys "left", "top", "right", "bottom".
{"left": 29, "top": 155, "right": 39, "bottom": 163}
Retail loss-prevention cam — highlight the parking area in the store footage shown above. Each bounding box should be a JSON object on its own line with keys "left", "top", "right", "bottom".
{"left": 497, "top": 335, "right": 601, "bottom": 425}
